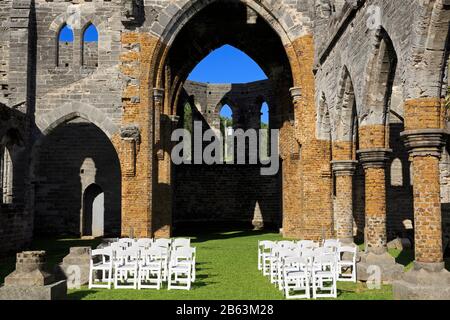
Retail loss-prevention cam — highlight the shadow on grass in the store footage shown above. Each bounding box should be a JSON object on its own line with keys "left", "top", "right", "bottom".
{"left": 176, "top": 226, "right": 279, "bottom": 244}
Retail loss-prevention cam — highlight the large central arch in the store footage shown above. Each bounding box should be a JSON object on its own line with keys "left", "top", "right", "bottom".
{"left": 144, "top": 0, "right": 328, "bottom": 238}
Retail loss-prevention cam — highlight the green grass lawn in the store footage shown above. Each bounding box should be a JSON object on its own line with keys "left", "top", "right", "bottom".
{"left": 2, "top": 229, "right": 448, "bottom": 300}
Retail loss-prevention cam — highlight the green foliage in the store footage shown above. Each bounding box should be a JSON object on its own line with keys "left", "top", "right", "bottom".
{"left": 184, "top": 103, "right": 193, "bottom": 134}
{"left": 220, "top": 116, "right": 233, "bottom": 138}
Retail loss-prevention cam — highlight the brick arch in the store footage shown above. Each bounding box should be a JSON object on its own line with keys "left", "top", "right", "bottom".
{"left": 36, "top": 102, "right": 119, "bottom": 139}
{"left": 150, "top": 0, "right": 303, "bottom": 90}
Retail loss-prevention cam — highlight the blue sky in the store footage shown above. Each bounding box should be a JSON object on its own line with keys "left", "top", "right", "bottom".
{"left": 193, "top": 45, "right": 269, "bottom": 123}
{"left": 59, "top": 24, "right": 98, "bottom": 42}
{"left": 188, "top": 45, "right": 267, "bottom": 84}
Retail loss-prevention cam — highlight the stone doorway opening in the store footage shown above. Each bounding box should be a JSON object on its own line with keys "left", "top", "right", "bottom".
{"left": 82, "top": 183, "right": 104, "bottom": 238}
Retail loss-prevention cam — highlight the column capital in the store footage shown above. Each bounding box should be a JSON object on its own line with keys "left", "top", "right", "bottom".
{"left": 357, "top": 148, "right": 392, "bottom": 169}
{"left": 153, "top": 88, "right": 164, "bottom": 101}
{"left": 289, "top": 87, "right": 302, "bottom": 103}
{"left": 400, "top": 129, "right": 446, "bottom": 157}
{"left": 331, "top": 160, "right": 358, "bottom": 176}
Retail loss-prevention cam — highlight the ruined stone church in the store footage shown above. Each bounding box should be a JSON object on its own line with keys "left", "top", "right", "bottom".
{"left": 0, "top": 0, "right": 449, "bottom": 297}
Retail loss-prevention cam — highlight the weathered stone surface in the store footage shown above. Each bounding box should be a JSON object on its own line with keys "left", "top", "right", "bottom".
{"left": 357, "top": 252, "right": 404, "bottom": 283}
{"left": 0, "top": 251, "right": 67, "bottom": 300}
{"left": 0, "top": 1, "right": 448, "bottom": 302}
{"left": 393, "top": 268, "right": 450, "bottom": 300}
{"left": 0, "top": 280, "right": 67, "bottom": 301}
{"left": 57, "top": 247, "right": 91, "bottom": 286}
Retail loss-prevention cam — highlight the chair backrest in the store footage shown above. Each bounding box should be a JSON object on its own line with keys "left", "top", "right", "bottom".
{"left": 277, "top": 241, "right": 297, "bottom": 249}
{"left": 171, "top": 247, "right": 194, "bottom": 264}
{"left": 136, "top": 238, "right": 153, "bottom": 248}
{"left": 298, "top": 240, "right": 318, "bottom": 249}
{"left": 259, "top": 241, "right": 276, "bottom": 253}
{"left": 172, "top": 238, "right": 191, "bottom": 249}
{"left": 154, "top": 238, "right": 171, "bottom": 248}
{"left": 140, "top": 247, "right": 163, "bottom": 263}
{"left": 314, "top": 253, "right": 336, "bottom": 271}
{"left": 278, "top": 248, "right": 300, "bottom": 261}
{"left": 91, "top": 248, "right": 112, "bottom": 264}
{"left": 324, "top": 239, "right": 341, "bottom": 249}
{"left": 338, "top": 246, "right": 357, "bottom": 262}
{"left": 115, "top": 247, "right": 140, "bottom": 263}
{"left": 118, "top": 238, "right": 134, "bottom": 247}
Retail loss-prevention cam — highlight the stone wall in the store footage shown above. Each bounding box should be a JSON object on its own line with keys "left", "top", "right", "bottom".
{"left": 173, "top": 164, "right": 281, "bottom": 228}
{"left": 34, "top": 118, "right": 121, "bottom": 237}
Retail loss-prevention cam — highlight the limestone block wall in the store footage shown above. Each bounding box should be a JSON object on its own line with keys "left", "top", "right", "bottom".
{"left": 34, "top": 118, "right": 121, "bottom": 237}
{"left": 0, "top": 1, "right": 11, "bottom": 104}
{"left": 173, "top": 164, "right": 281, "bottom": 227}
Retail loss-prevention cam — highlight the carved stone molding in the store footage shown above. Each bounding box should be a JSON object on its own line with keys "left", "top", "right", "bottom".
{"left": 331, "top": 160, "right": 358, "bottom": 176}
{"left": 357, "top": 148, "right": 392, "bottom": 169}
{"left": 120, "top": 125, "right": 141, "bottom": 177}
{"left": 400, "top": 129, "right": 446, "bottom": 158}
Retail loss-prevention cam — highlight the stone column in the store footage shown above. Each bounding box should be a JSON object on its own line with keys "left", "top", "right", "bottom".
{"left": 357, "top": 148, "right": 403, "bottom": 282}
{"left": 393, "top": 129, "right": 450, "bottom": 299}
{"left": 331, "top": 160, "right": 358, "bottom": 244}
{"left": 0, "top": 251, "right": 67, "bottom": 300}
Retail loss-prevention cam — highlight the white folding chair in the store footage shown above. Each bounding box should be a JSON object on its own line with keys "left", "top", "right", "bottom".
{"left": 168, "top": 247, "right": 194, "bottom": 290}
{"left": 114, "top": 248, "right": 139, "bottom": 289}
{"left": 277, "top": 248, "right": 300, "bottom": 291}
{"left": 260, "top": 241, "right": 276, "bottom": 276}
{"left": 88, "top": 248, "right": 113, "bottom": 289}
{"left": 138, "top": 247, "right": 164, "bottom": 290}
{"left": 337, "top": 246, "right": 357, "bottom": 282}
{"left": 283, "top": 256, "right": 310, "bottom": 300}
{"left": 311, "top": 254, "right": 337, "bottom": 299}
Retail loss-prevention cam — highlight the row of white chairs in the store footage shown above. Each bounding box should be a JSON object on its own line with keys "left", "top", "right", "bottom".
{"left": 258, "top": 240, "right": 357, "bottom": 299}
{"left": 88, "top": 238, "right": 196, "bottom": 291}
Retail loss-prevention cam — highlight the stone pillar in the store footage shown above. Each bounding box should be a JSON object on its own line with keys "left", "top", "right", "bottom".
{"left": 57, "top": 247, "right": 91, "bottom": 287}
{"left": 357, "top": 148, "right": 403, "bottom": 282}
{"left": 153, "top": 115, "right": 179, "bottom": 238}
{"left": 0, "top": 251, "right": 67, "bottom": 300}
{"left": 331, "top": 160, "right": 358, "bottom": 244}
{"left": 393, "top": 129, "right": 450, "bottom": 299}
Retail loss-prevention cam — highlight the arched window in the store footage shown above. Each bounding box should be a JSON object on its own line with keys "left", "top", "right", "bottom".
{"left": 220, "top": 104, "right": 233, "bottom": 162}
{"left": 260, "top": 102, "right": 270, "bottom": 160}
{"left": 82, "top": 24, "right": 99, "bottom": 68}
{"left": 57, "top": 24, "right": 74, "bottom": 67}
{"left": 0, "top": 146, "right": 13, "bottom": 204}
{"left": 390, "top": 158, "right": 403, "bottom": 187}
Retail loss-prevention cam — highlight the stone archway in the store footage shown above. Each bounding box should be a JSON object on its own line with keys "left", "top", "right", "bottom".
{"left": 82, "top": 183, "right": 104, "bottom": 238}
{"left": 32, "top": 116, "right": 121, "bottom": 238}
